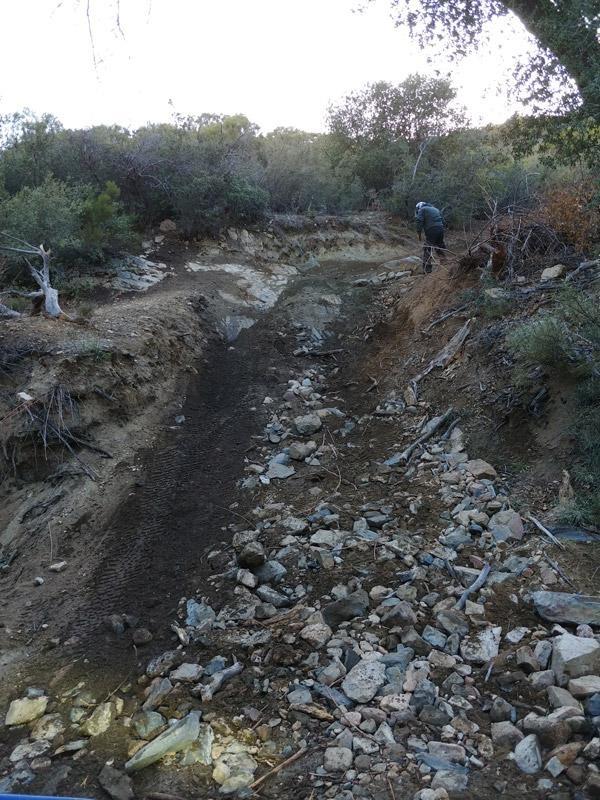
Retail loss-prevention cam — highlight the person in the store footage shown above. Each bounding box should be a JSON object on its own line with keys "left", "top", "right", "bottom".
{"left": 415, "top": 201, "right": 447, "bottom": 273}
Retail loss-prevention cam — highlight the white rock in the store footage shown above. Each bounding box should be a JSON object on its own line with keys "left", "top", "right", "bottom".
{"left": 460, "top": 626, "right": 501, "bottom": 664}
{"left": 299, "top": 623, "right": 332, "bottom": 649}
{"left": 310, "top": 530, "right": 344, "bottom": 547}
{"left": 341, "top": 659, "right": 386, "bottom": 703}
{"left": 551, "top": 632, "right": 600, "bottom": 679}
{"left": 324, "top": 747, "right": 353, "bottom": 771}
{"left": 294, "top": 413, "right": 322, "bottom": 435}
{"left": 505, "top": 627, "right": 530, "bottom": 644}
{"left": 236, "top": 569, "right": 258, "bottom": 588}
{"left": 170, "top": 663, "right": 204, "bottom": 683}
{"left": 10, "top": 738, "right": 50, "bottom": 762}
{"left": 81, "top": 702, "right": 116, "bottom": 737}
{"left": 540, "top": 264, "right": 567, "bottom": 281}
{"left": 378, "top": 693, "right": 411, "bottom": 712}
{"left": 514, "top": 734, "right": 542, "bottom": 774}
{"left": 125, "top": 712, "right": 201, "bottom": 771}
{"left": 427, "top": 741, "right": 466, "bottom": 764}
{"left": 4, "top": 696, "right": 48, "bottom": 726}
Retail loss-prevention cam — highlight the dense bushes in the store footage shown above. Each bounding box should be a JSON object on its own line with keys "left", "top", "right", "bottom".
{"left": 0, "top": 177, "right": 137, "bottom": 270}
{"left": 0, "top": 77, "right": 597, "bottom": 270}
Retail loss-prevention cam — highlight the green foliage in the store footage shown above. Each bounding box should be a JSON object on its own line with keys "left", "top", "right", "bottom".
{"left": 387, "top": 127, "right": 537, "bottom": 226}
{"left": 78, "top": 338, "right": 111, "bottom": 361}
{"left": 328, "top": 76, "right": 465, "bottom": 145}
{"left": 261, "top": 129, "right": 341, "bottom": 212}
{"left": 81, "top": 181, "right": 139, "bottom": 256}
{"left": 0, "top": 177, "right": 85, "bottom": 260}
{"left": 507, "top": 316, "right": 576, "bottom": 375}
{"left": 383, "top": 1, "right": 599, "bottom": 114}
{"left": 225, "top": 177, "right": 268, "bottom": 222}
{"left": 381, "top": 2, "right": 600, "bottom": 164}
{"left": 508, "top": 286, "right": 600, "bottom": 524}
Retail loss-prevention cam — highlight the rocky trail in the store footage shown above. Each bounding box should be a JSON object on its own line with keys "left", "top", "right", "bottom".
{"left": 1, "top": 217, "right": 599, "bottom": 800}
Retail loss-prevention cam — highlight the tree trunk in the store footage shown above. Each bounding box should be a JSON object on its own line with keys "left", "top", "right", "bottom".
{"left": 28, "top": 246, "right": 64, "bottom": 318}
{"left": 0, "top": 238, "right": 65, "bottom": 319}
{"left": 43, "top": 285, "right": 63, "bottom": 317}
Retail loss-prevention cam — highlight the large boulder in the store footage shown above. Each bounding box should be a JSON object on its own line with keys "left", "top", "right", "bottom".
{"left": 532, "top": 591, "right": 600, "bottom": 626}
{"left": 541, "top": 264, "right": 567, "bottom": 282}
{"left": 4, "top": 696, "right": 48, "bottom": 726}
{"left": 552, "top": 633, "right": 600, "bottom": 679}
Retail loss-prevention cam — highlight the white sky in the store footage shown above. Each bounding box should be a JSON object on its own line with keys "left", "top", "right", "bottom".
{"left": 0, "top": 0, "right": 535, "bottom": 133}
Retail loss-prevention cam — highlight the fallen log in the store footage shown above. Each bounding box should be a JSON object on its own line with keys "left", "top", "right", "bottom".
{"left": 412, "top": 319, "right": 472, "bottom": 385}
{"left": 397, "top": 407, "right": 455, "bottom": 462}
{"left": 422, "top": 304, "right": 468, "bottom": 333}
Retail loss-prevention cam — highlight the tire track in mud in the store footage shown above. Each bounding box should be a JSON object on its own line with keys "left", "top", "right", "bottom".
{"left": 67, "top": 324, "right": 278, "bottom": 660}
{"left": 63, "top": 260, "right": 383, "bottom": 663}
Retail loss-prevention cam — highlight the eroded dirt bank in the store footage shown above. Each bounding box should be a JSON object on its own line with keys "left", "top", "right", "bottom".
{"left": 1, "top": 215, "right": 599, "bottom": 800}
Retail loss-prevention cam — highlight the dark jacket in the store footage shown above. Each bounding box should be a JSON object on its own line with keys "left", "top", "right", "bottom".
{"left": 415, "top": 204, "right": 444, "bottom": 234}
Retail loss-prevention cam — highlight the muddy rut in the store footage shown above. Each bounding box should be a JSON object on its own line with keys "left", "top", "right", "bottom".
{"left": 65, "top": 259, "right": 386, "bottom": 663}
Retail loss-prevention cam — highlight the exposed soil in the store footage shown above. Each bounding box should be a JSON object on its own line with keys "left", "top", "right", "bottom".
{"left": 0, "top": 214, "right": 597, "bottom": 800}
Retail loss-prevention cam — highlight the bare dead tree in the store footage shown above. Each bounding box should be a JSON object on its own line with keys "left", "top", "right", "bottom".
{"left": 0, "top": 232, "right": 64, "bottom": 318}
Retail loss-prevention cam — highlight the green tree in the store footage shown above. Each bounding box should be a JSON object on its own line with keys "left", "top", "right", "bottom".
{"left": 0, "top": 177, "right": 84, "bottom": 262}
{"left": 261, "top": 128, "right": 340, "bottom": 212}
{"left": 384, "top": 2, "right": 600, "bottom": 114}
{"left": 328, "top": 75, "right": 465, "bottom": 146}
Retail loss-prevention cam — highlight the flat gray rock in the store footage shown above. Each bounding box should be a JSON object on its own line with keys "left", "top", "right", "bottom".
{"left": 532, "top": 591, "right": 600, "bottom": 626}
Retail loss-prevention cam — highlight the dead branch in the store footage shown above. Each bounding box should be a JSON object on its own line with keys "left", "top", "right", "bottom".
{"left": 565, "top": 258, "right": 599, "bottom": 283}
{"left": 250, "top": 746, "right": 310, "bottom": 790}
{"left": 527, "top": 514, "right": 566, "bottom": 550}
{"left": 412, "top": 320, "right": 472, "bottom": 385}
{"left": 0, "top": 302, "right": 22, "bottom": 319}
{"left": 454, "top": 563, "right": 491, "bottom": 609}
{"left": 397, "top": 407, "right": 455, "bottom": 462}
{"left": 527, "top": 514, "right": 567, "bottom": 550}
{"left": 0, "top": 235, "right": 64, "bottom": 318}
{"left": 422, "top": 304, "right": 468, "bottom": 333}
{"left": 193, "top": 661, "right": 244, "bottom": 702}
{"left": 542, "top": 553, "right": 577, "bottom": 590}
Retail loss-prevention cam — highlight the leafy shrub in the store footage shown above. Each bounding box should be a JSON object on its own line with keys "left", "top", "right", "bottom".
{"left": 81, "top": 181, "right": 138, "bottom": 255}
{"left": 507, "top": 315, "right": 575, "bottom": 374}
{"left": 0, "top": 176, "right": 85, "bottom": 260}
{"left": 225, "top": 177, "right": 268, "bottom": 222}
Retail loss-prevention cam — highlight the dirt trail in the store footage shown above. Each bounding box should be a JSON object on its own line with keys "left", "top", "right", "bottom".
{"left": 2, "top": 219, "right": 599, "bottom": 800}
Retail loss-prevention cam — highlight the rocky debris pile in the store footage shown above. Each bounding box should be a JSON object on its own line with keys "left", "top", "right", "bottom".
{"left": 3, "top": 307, "right": 600, "bottom": 799}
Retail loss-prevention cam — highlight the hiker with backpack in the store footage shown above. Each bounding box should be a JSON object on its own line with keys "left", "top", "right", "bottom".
{"left": 415, "top": 201, "right": 447, "bottom": 273}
